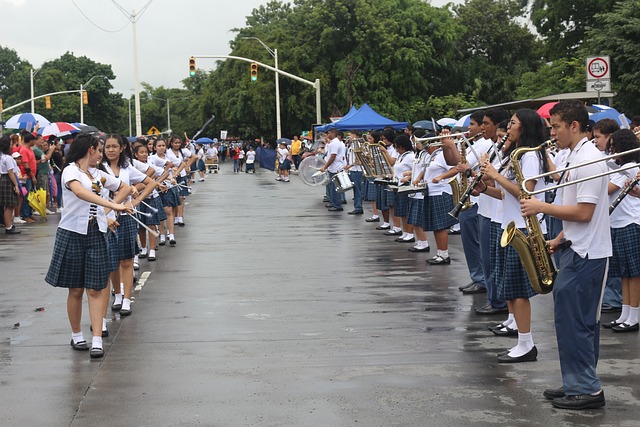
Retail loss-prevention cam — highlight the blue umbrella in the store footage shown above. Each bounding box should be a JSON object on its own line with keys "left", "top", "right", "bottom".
{"left": 454, "top": 114, "right": 471, "bottom": 128}
{"left": 5, "top": 112, "right": 51, "bottom": 131}
{"left": 277, "top": 137, "right": 292, "bottom": 145}
{"left": 413, "top": 120, "right": 440, "bottom": 132}
{"left": 590, "top": 110, "right": 631, "bottom": 126}
{"left": 195, "top": 137, "right": 214, "bottom": 144}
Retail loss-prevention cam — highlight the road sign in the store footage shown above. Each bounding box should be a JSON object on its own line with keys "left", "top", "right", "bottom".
{"left": 147, "top": 126, "right": 160, "bottom": 135}
{"left": 587, "top": 79, "right": 611, "bottom": 93}
{"left": 587, "top": 56, "right": 610, "bottom": 80}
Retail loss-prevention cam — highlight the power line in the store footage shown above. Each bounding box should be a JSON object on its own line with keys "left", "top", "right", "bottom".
{"left": 71, "top": 0, "right": 129, "bottom": 33}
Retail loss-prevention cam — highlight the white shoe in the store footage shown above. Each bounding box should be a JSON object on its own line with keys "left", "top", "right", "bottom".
{"left": 33, "top": 211, "right": 41, "bottom": 216}
{"left": 13, "top": 217, "right": 26, "bottom": 224}
{"left": 199, "top": 178, "right": 205, "bottom": 182}
{"left": 57, "top": 207, "right": 64, "bottom": 212}
{"left": 46, "top": 209, "right": 55, "bottom": 215}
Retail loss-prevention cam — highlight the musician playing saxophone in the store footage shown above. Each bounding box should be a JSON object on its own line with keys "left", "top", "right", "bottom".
{"left": 479, "top": 109, "right": 550, "bottom": 364}
{"left": 520, "top": 100, "right": 610, "bottom": 410}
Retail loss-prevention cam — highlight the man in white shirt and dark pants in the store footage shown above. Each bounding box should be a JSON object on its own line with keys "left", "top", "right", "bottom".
{"left": 320, "top": 128, "right": 346, "bottom": 211}
{"left": 521, "top": 100, "right": 611, "bottom": 410}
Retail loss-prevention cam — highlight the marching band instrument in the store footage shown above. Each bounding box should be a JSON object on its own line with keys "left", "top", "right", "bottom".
{"left": 298, "top": 156, "right": 329, "bottom": 186}
{"left": 448, "top": 137, "right": 474, "bottom": 213}
{"left": 500, "top": 143, "right": 557, "bottom": 295}
{"left": 411, "top": 132, "right": 470, "bottom": 146}
{"left": 449, "top": 134, "right": 510, "bottom": 219}
{"left": 332, "top": 170, "right": 354, "bottom": 192}
{"left": 610, "top": 176, "right": 640, "bottom": 214}
{"left": 522, "top": 146, "right": 640, "bottom": 196}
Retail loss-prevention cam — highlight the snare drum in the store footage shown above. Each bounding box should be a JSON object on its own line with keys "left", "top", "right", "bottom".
{"left": 332, "top": 170, "right": 354, "bottom": 192}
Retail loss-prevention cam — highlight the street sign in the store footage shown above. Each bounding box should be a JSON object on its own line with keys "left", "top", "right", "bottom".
{"left": 147, "top": 126, "right": 160, "bottom": 135}
{"left": 587, "top": 56, "right": 611, "bottom": 80}
{"left": 589, "top": 80, "right": 610, "bottom": 92}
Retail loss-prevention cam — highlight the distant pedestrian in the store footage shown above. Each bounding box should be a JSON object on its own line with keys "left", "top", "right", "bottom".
{"left": 276, "top": 141, "right": 291, "bottom": 182}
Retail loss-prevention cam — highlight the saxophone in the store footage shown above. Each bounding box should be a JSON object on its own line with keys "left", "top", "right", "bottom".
{"left": 500, "top": 143, "right": 556, "bottom": 294}
{"left": 448, "top": 137, "right": 474, "bottom": 212}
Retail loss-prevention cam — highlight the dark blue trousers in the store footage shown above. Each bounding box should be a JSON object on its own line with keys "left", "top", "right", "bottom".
{"left": 479, "top": 215, "right": 506, "bottom": 309}
{"left": 350, "top": 170, "right": 363, "bottom": 211}
{"left": 459, "top": 204, "right": 484, "bottom": 286}
{"left": 554, "top": 248, "right": 607, "bottom": 395}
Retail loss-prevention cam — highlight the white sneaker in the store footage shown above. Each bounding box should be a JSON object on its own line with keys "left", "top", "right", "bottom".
{"left": 57, "top": 207, "right": 64, "bottom": 212}
{"left": 199, "top": 178, "right": 205, "bottom": 182}
{"left": 13, "top": 217, "right": 26, "bottom": 224}
{"left": 33, "top": 211, "right": 41, "bottom": 216}
{"left": 46, "top": 209, "right": 55, "bottom": 215}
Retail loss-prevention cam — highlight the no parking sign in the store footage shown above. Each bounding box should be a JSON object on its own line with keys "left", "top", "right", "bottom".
{"left": 586, "top": 56, "right": 611, "bottom": 93}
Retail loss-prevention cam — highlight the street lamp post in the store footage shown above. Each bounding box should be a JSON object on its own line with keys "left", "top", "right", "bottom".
{"left": 127, "top": 96, "right": 132, "bottom": 137}
{"left": 80, "top": 75, "right": 108, "bottom": 124}
{"left": 242, "top": 37, "right": 281, "bottom": 139}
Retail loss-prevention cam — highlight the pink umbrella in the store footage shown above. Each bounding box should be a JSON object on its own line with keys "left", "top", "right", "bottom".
{"left": 536, "top": 102, "right": 558, "bottom": 119}
{"left": 38, "top": 122, "right": 80, "bottom": 137}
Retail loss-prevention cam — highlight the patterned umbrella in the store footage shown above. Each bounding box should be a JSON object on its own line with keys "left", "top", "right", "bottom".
{"left": 38, "top": 122, "right": 80, "bottom": 137}
{"left": 4, "top": 113, "right": 51, "bottom": 131}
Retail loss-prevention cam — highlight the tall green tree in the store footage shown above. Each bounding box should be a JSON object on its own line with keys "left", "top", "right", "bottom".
{"left": 453, "top": 0, "right": 543, "bottom": 105}
{"left": 582, "top": 1, "right": 640, "bottom": 114}
{"left": 529, "top": 0, "right": 618, "bottom": 60}
{"left": 515, "top": 57, "right": 585, "bottom": 99}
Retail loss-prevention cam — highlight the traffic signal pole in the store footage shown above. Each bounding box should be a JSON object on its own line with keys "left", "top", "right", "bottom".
{"left": 190, "top": 55, "right": 322, "bottom": 125}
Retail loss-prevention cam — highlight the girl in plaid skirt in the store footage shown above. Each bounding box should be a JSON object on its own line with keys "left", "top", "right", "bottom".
{"left": 45, "top": 133, "right": 133, "bottom": 358}
{"left": 150, "top": 139, "right": 180, "bottom": 247}
{"left": 605, "top": 129, "right": 640, "bottom": 332}
{"left": 0, "top": 136, "right": 21, "bottom": 233}
{"left": 479, "top": 109, "right": 550, "bottom": 363}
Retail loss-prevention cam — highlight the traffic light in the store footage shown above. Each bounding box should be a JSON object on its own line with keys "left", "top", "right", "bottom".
{"left": 189, "top": 57, "right": 196, "bottom": 76}
{"left": 45, "top": 96, "right": 51, "bottom": 109}
{"left": 250, "top": 62, "right": 258, "bottom": 82}
{"left": 82, "top": 91, "right": 88, "bottom": 105}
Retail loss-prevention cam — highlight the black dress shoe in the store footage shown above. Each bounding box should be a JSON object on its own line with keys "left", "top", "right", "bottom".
{"left": 551, "top": 391, "right": 605, "bottom": 410}
{"left": 90, "top": 325, "right": 109, "bottom": 338}
{"left": 327, "top": 207, "right": 343, "bottom": 211}
{"left": 497, "top": 346, "right": 537, "bottom": 363}
{"left": 348, "top": 210, "right": 364, "bottom": 215}
{"left": 543, "top": 387, "right": 565, "bottom": 400}
{"left": 408, "top": 246, "right": 430, "bottom": 252}
{"left": 365, "top": 217, "right": 380, "bottom": 222}
{"left": 341, "top": 200, "right": 347, "bottom": 204}
{"left": 399, "top": 237, "right": 415, "bottom": 243}
{"left": 120, "top": 307, "right": 132, "bottom": 316}
{"left": 462, "top": 283, "right": 487, "bottom": 294}
{"left": 138, "top": 252, "right": 148, "bottom": 259}
{"left": 458, "top": 282, "right": 475, "bottom": 292}
{"left": 384, "top": 230, "right": 402, "bottom": 236}
{"left": 475, "top": 304, "right": 509, "bottom": 315}
{"left": 612, "top": 322, "right": 639, "bottom": 332}
{"left": 170, "top": 238, "right": 177, "bottom": 246}
{"left": 5, "top": 226, "right": 21, "bottom": 234}
{"left": 376, "top": 224, "right": 391, "bottom": 230}
{"left": 70, "top": 339, "right": 89, "bottom": 351}
{"left": 492, "top": 326, "right": 518, "bottom": 337}
{"left": 427, "top": 255, "right": 451, "bottom": 265}
{"left": 602, "top": 320, "right": 622, "bottom": 329}
{"left": 90, "top": 347, "right": 105, "bottom": 359}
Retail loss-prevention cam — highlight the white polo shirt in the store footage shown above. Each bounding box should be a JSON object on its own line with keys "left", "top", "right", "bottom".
{"left": 561, "top": 138, "right": 612, "bottom": 259}
{"left": 424, "top": 149, "right": 453, "bottom": 196}
{"left": 609, "top": 163, "right": 640, "bottom": 228}
{"left": 326, "top": 137, "right": 346, "bottom": 173}
{"left": 393, "top": 151, "right": 414, "bottom": 181}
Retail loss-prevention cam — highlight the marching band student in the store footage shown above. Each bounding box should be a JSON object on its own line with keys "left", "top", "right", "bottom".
{"left": 169, "top": 135, "right": 193, "bottom": 226}
{"left": 375, "top": 129, "right": 398, "bottom": 230}
{"left": 102, "top": 134, "right": 152, "bottom": 317}
{"left": 194, "top": 143, "right": 206, "bottom": 182}
{"left": 133, "top": 144, "right": 167, "bottom": 262}
{"left": 406, "top": 135, "right": 430, "bottom": 252}
{"left": 364, "top": 131, "right": 382, "bottom": 222}
{"left": 150, "top": 138, "right": 180, "bottom": 247}
{"left": 319, "top": 128, "right": 346, "bottom": 211}
{"left": 276, "top": 141, "right": 291, "bottom": 182}
{"left": 0, "top": 136, "right": 21, "bottom": 234}
{"left": 390, "top": 134, "right": 415, "bottom": 242}
{"left": 521, "top": 100, "right": 610, "bottom": 409}
{"left": 45, "top": 133, "right": 133, "bottom": 359}
{"left": 603, "top": 129, "right": 640, "bottom": 333}
{"left": 455, "top": 111, "right": 492, "bottom": 295}
{"left": 344, "top": 130, "right": 364, "bottom": 214}
{"left": 592, "top": 119, "right": 623, "bottom": 313}
{"left": 422, "top": 132, "right": 458, "bottom": 265}
{"left": 480, "top": 109, "right": 550, "bottom": 363}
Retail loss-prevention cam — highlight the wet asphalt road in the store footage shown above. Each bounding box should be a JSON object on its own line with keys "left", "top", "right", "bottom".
{"left": 1, "top": 164, "right": 639, "bottom": 427}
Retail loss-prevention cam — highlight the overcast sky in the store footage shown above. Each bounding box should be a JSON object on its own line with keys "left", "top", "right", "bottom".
{"left": 1, "top": 0, "right": 457, "bottom": 95}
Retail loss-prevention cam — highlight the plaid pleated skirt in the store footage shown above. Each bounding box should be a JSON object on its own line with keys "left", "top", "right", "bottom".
{"left": 115, "top": 213, "right": 139, "bottom": 260}
{"left": 364, "top": 179, "right": 377, "bottom": 201}
{"left": 610, "top": 224, "right": 640, "bottom": 278}
{"left": 489, "top": 221, "right": 503, "bottom": 288}
{"left": 160, "top": 187, "right": 182, "bottom": 207}
{"left": 106, "top": 229, "right": 119, "bottom": 272}
{"left": 177, "top": 176, "right": 190, "bottom": 197}
{"left": 375, "top": 184, "right": 393, "bottom": 210}
{"left": 0, "top": 173, "right": 18, "bottom": 208}
{"left": 495, "top": 226, "right": 537, "bottom": 300}
{"left": 393, "top": 192, "right": 409, "bottom": 217}
{"left": 140, "top": 196, "right": 166, "bottom": 226}
{"left": 45, "top": 223, "right": 109, "bottom": 290}
{"left": 423, "top": 194, "right": 457, "bottom": 231}
{"left": 407, "top": 197, "right": 425, "bottom": 228}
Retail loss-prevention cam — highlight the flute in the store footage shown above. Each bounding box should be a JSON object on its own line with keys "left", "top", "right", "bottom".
{"left": 610, "top": 177, "right": 640, "bottom": 215}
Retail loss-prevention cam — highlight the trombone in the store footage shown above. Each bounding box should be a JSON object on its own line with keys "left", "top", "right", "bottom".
{"left": 411, "top": 132, "right": 469, "bottom": 147}
{"left": 522, "top": 146, "right": 640, "bottom": 196}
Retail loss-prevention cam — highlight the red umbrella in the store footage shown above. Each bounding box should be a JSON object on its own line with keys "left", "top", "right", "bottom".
{"left": 536, "top": 102, "right": 558, "bottom": 119}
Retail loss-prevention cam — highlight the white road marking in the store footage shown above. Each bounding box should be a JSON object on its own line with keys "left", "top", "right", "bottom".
{"left": 134, "top": 271, "right": 151, "bottom": 292}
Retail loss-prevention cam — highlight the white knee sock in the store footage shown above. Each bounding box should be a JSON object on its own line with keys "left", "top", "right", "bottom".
{"left": 626, "top": 306, "right": 639, "bottom": 325}
{"left": 122, "top": 298, "right": 131, "bottom": 311}
{"left": 616, "top": 304, "right": 630, "bottom": 324}
{"left": 508, "top": 332, "right": 534, "bottom": 357}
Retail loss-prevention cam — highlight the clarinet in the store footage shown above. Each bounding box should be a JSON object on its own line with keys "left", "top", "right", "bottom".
{"left": 448, "top": 134, "right": 509, "bottom": 219}
{"left": 610, "top": 177, "right": 640, "bottom": 215}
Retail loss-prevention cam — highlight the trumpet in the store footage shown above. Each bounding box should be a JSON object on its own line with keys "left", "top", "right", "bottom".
{"left": 411, "top": 132, "right": 470, "bottom": 147}
{"left": 522, "top": 145, "right": 640, "bottom": 196}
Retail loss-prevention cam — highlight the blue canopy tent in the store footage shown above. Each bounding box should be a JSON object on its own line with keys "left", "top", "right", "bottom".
{"left": 318, "top": 104, "right": 408, "bottom": 132}
{"left": 315, "top": 105, "right": 359, "bottom": 132}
